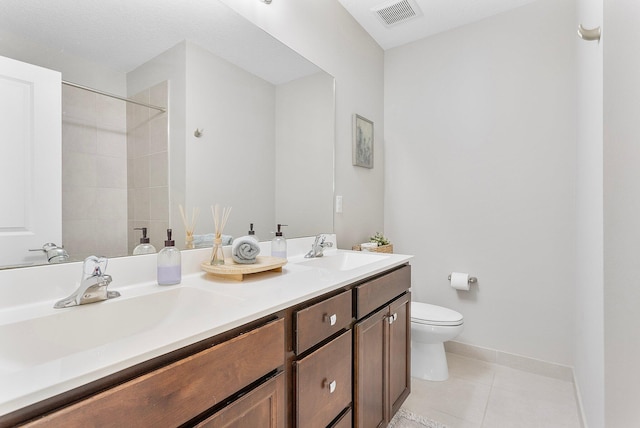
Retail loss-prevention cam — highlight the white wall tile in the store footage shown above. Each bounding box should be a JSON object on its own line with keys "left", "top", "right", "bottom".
{"left": 148, "top": 151, "right": 168, "bottom": 187}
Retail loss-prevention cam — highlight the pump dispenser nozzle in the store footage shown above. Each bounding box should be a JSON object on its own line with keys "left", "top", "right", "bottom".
{"left": 133, "top": 227, "right": 156, "bottom": 255}
{"left": 134, "top": 227, "right": 150, "bottom": 244}
{"left": 164, "top": 229, "right": 175, "bottom": 247}
{"left": 275, "top": 224, "right": 288, "bottom": 237}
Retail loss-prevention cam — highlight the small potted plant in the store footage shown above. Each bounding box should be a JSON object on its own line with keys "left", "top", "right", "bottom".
{"left": 369, "top": 232, "right": 393, "bottom": 253}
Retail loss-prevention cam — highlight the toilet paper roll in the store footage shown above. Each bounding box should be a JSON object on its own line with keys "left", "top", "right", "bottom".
{"left": 450, "top": 272, "right": 470, "bottom": 291}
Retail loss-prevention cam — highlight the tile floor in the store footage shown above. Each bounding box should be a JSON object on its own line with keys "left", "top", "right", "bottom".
{"left": 402, "top": 353, "right": 582, "bottom": 428}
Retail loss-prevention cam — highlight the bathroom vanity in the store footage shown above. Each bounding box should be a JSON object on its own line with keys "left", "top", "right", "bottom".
{"left": 0, "top": 237, "right": 412, "bottom": 427}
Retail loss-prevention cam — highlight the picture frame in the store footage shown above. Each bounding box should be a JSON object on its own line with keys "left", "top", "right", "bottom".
{"left": 353, "top": 114, "right": 374, "bottom": 168}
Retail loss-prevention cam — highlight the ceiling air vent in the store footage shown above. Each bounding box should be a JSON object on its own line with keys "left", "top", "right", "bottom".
{"left": 372, "top": 0, "right": 422, "bottom": 27}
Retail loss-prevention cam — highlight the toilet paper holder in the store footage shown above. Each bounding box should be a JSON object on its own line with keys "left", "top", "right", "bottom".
{"left": 448, "top": 274, "right": 477, "bottom": 284}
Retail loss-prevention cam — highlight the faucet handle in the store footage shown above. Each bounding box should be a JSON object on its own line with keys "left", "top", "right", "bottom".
{"left": 82, "top": 256, "right": 108, "bottom": 279}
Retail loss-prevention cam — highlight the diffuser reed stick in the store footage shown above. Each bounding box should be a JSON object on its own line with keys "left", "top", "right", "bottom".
{"left": 179, "top": 205, "right": 200, "bottom": 249}
{"left": 210, "top": 204, "right": 232, "bottom": 265}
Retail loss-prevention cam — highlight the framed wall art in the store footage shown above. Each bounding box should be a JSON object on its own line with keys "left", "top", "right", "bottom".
{"left": 353, "top": 114, "right": 374, "bottom": 168}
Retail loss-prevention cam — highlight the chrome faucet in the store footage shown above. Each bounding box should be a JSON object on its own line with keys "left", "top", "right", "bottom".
{"left": 54, "top": 256, "right": 120, "bottom": 309}
{"left": 29, "top": 242, "right": 69, "bottom": 263}
{"left": 305, "top": 234, "right": 334, "bottom": 258}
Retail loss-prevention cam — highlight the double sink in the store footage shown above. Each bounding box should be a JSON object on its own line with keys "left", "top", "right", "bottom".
{"left": 0, "top": 249, "right": 393, "bottom": 414}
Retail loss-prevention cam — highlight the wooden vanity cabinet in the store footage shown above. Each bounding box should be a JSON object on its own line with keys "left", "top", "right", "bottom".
{"left": 21, "top": 318, "right": 285, "bottom": 428}
{"left": 354, "top": 265, "right": 411, "bottom": 428}
{"left": 292, "top": 289, "right": 353, "bottom": 428}
{"left": 8, "top": 263, "right": 412, "bottom": 428}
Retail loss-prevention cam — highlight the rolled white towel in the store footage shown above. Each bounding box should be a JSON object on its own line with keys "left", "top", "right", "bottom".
{"left": 231, "top": 236, "right": 260, "bottom": 264}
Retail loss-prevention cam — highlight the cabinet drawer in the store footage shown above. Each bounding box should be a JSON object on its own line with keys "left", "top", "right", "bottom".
{"left": 295, "top": 289, "right": 352, "bottom": 354}
{"left": 25, "top": 318, "right": 285, "bottom": 428}
{"left": 355, "top": 265, "right": 411, "bottom": 319}
{"left": 195, "top": 372, "right": 285, "bottom": 428}
{"left": 295, "top": 330, "right": 352, "bottom": 428}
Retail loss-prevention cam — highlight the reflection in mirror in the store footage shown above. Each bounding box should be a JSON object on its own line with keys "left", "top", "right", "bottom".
{"left": 0, "top": 0, "right": 335, "bottom": 268}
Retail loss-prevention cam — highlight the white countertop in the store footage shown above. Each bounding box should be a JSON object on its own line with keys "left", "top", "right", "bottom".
{"left": 0, "top": 235, "right": 412, "bottom": 417}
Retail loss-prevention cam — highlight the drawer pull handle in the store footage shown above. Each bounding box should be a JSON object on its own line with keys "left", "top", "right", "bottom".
{"left": 324, "top": 313, "right": 337, "bottom": 326}
{"left": 324, "top": 379, "right": 337, "bottom": 393}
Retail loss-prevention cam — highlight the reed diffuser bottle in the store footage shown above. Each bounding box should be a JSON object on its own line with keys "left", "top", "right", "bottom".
{"left": 210, "top": 204, "right": 232, "bottom": 266}
{"left": 179, "top": 205, "right": 199, "bottom": 250}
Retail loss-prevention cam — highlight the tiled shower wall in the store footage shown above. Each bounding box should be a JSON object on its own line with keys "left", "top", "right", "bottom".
{"left": 127, "top": 81, "right": 169, "bottom": 253}
{"left": 61, "top": 81, "right": 169, "bottom": 260}
{"left": 61, "top": 85, "right": 128, "bottom": 260}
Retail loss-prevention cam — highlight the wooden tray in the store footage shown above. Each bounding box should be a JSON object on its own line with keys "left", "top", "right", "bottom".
{"left": 200, "top": 256, "right": 287, "bottom": 281}
{"left": 351, "top": 243, "right": 393, "bottom": 253}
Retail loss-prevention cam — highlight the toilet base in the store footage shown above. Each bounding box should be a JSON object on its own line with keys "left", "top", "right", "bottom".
{"left": 411, "top": 341, "right": 449, "bottom": 381}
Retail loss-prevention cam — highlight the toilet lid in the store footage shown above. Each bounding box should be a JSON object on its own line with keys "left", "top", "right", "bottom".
{"left": 411, "top": 301, "right": 463, "bottom": 326}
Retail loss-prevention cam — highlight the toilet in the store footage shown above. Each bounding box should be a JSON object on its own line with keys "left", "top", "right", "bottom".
{"left": 411, "top": 301, "right": 464, "bottom": 381}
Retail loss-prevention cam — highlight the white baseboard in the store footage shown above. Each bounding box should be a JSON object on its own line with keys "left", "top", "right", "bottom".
{"left": 572, "top": 373, "right": 588, "bottom": 428}
{"left": 444, "top": 340, "right": 573, "bottom": 381}
{"left": 444, "top": 341, "right": 586, "bottom": 428}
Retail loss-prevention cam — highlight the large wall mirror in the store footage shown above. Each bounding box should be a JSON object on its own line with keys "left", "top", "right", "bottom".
{"left": 0, "top": 0, "right": 335, "bottom": 268}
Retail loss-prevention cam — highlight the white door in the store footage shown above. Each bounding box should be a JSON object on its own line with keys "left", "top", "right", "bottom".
{"left": 0, "top": 55, "right": 61, "bottom": 267}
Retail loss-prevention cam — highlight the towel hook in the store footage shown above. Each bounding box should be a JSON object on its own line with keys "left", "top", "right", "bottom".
{"left": 577, "top": 24, "right": 601, "bottom": 42}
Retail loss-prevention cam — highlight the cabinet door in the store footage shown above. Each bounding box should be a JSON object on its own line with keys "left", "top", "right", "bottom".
{"left": 354, "top": 307, "right": 388, "bottom": 428}
{"left": 388, "top": 292, "right": 411, "bottom": 415}
{"left": 295, "top": 330, "right": 352, "bottom": 428}
{"left": 196, "top": 373, "right": 285, "bottom": 428}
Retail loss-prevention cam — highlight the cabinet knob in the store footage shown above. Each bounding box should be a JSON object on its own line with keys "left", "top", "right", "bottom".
{"left": 324, "top": 313, "right": 337, "bottom": 326}
{"left": 387, "top": 313, "right": 398, "bottom": 324}
{"left": 323, "top": 379, "right": 337, "bottom": 393}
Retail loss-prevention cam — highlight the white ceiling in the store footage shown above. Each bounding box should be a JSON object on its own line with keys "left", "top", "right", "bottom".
{"left": 338, "top": 0, "right": 539, "bottom": 50}
{"left": 0, "top": 0, "right": 541, "bottom": 82}
{"left": 0, "top": 0, "right": 320, "bottom": 85}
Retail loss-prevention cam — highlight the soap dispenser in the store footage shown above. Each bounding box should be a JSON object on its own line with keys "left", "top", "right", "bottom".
{"left": 157, "top": 229, "right": 181, "bottom": 285}
{"left": 247, "top": 223, "right": 258, "bottom": 242}
{"left": 133, "top": 227, "right": 156, "bottom": 255}
{"left": 271, "top": 224, "right": 287, "bottom": 258}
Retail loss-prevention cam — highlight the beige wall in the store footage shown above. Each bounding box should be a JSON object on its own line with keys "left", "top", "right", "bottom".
{"left": 604, "top": 0, "right": 640, "bottom": 425}
{"left": 184, "top": 42, "right": 276, "bottom": 241}
{"left": 275, "top": 72, "right": 335, "bottom": 238}
{"left": 384, "top": 0, "right": 577, "bottom": 365}
{"left": 575, "top": 0, "right": 604, "bottom": 425}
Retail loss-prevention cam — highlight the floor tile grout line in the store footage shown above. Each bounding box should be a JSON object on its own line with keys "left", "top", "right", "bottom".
{"left": 479, "top": 363, "right": 497, "bottom": 427}
{"left": 409, "top": 376, "right": 489, "bottom": 427}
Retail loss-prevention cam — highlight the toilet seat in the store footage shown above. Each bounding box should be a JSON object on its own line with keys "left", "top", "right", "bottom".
{"left": 411, "top": 302, "right": 463, "bottom": 327}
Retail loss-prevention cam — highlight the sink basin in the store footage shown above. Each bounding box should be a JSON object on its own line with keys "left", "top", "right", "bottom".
{"left": 297, "top": 251, "right": 389, "bottom": 271}
{"left": 0, "top": 286, "right": 232, "bottom": 374}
